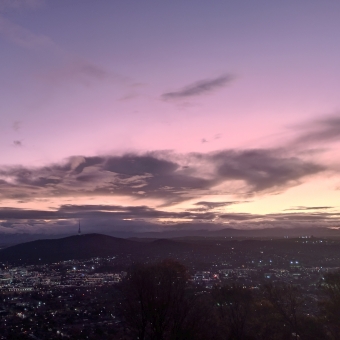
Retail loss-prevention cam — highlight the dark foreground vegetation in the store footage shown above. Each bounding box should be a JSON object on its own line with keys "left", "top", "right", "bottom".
{"left": 120, "top": 260, "right": 340, "bottom": 340}
{"left": 2, "top": 259, "right": 340, "bottom": 340}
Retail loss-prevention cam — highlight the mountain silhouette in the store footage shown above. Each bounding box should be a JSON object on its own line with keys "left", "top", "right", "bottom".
{"left": 0, "top": 233, "right": 193, "bottom": 265}
{"left": 0, "top": 233, "right": 141, "bottom": 265}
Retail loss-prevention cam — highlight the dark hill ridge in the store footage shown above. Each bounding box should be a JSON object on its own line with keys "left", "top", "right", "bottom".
{"left": 1, "top": 227, "right": 340, "bottom": 247}
{"left": 0, "top": 233, "right": 141, "bottom": 265}
{"left": 0, "top": 233, "right": 195, "bottom": 265}
{"left": 137, "top": 227, "right": 340, "bottom": 239}
{"left": 3, "top": 232, "right": 340, "bottom": 267}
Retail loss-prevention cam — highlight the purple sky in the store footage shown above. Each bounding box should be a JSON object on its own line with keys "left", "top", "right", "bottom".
{"left": 1, "top": 0, "right": 340, "bottom": 235}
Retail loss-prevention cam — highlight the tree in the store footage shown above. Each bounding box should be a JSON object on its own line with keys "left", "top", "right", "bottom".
{"left": 319, "top": 271, "right": 340, "bottom": 339}
{"left": 263, "top": 283, "right": 302, "bottom": 339}
{"left": 212, "top": 284, "right": 253, "bottom": 340}
{"left": 250, "top": 297, "right": 290, "bottom": 340}
{"left": 121, "top": 259, "right": 193, "bottom": 340}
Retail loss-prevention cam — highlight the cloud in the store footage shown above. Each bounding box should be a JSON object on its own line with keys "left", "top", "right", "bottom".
{"left": 1, "top": 111, "right": 339, "bottom": 234}
{"left": 12, "top": 121, "right": 21, "bottom": 131}
{"left": 210, "top": 149, "right": 324, "bottom": 193}
{"left": 1, "top": 205, "right": 340, "bottom": 234}
{"left": 13, "top": 140, "right": 22, "bottom": 147}
{"left": 161, "top": 74, "right": 234, "bottom": 100}
{"left": 0, "top": 149, "right": 325, "bottom": 205}
{"left": 0, "top": 204, "right": 217, "bottom": 235}
{"left": 284, "top": 206, "right": 334, "bottom": 211}
{"left": 0, "top": 0, "right": 49, "bottom": 49}
{"left": 72, "top": 62, "right": 109, "bottom": 80}
{"left": 0, "top": 15, "right": 56, "bottom": 49}
{"left": 41, "top": 60, "right": 124, "bottom": 87}
{"left": 200, "top": 133, "right": 222, "bottom": 144}
{"left": 0, "top": 10, "right": 116, "bottom": 87}
{"left": 293, "top": 114, "right": 340, "bottom": 147}
{"left": 219, "top": 213, "right": 261, "bottom": 221}
{"left": 218, "top": 211, "right": 340, "bottom": 225}
{"left": 0, "top": 154, "right": 212, "bottom": 205}
{"left": 0, "top": 0, "right": 43, "bottom": 12}
{"left": 0, "top": 4, "right": 129, "bottom": 94}
{"left": 195, "top": 201, "right": 237, "bottom": 209}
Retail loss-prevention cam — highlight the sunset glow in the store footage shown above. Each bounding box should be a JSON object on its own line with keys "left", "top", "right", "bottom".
{"left": 1, "top": 0, "right": 340, "bottom": 236}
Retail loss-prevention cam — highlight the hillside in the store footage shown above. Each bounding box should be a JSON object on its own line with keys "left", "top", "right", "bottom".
{"left": 0, "top": 234, "right": 140, "bottom": 265}
{"left": 0, "top": 233, "right": 195, "bottom": 265}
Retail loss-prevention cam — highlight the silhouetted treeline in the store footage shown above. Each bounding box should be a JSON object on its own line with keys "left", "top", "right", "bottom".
{"left": 119, "top": 260, "right": 340, "bottom": 340}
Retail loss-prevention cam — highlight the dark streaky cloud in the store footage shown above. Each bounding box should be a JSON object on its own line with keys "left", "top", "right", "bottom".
{"left": 284, "top": 206, "right": 333, "bottom": 211}
{"left": 219, "top": 213, "right": 261, "bottom": 221}
{"left": 293, "top": 114, "right": 340, "bottom": 146}
{"left": 0, "top": 204, "right": 216, "bottom": 223}
{"left": 13, "top": 140, "right": 22, "bottom": 147}
{"left": 0, "top": 149, "right": 325, "bottom": 204}
{"left": 161, "top": 74, "right": 234, "bottom": 100}
{"left": 1, "top": 205, "right": 340, "bottom": 235}
{"left": 195, "top": 201, "right": 237, "bottom": 209}
{"left": 210, "top": 149, "right": 324, "bottom": 193}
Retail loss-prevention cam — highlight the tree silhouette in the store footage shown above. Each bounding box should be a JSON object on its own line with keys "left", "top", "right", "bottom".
{"left": 121, "top": 259, "right": 211, "bottom": 340}
{"left": 320, "top": 271, "right": 340, "bottom": 339}
{"left": 212, "top": 284, "right": 253, "bottom": 340}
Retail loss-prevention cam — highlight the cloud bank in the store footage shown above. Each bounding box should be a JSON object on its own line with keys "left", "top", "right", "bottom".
{"left": 0, "top": 204, "right": 339, "bottom": 235}
{"left": 293, "top": 115, "right": 340, "bottom": 147}
{"left": 1, "top": 113, "right": 340, "bottom": 235}
{"left": 0, "top": 149, "right": 324, "bottom": 205}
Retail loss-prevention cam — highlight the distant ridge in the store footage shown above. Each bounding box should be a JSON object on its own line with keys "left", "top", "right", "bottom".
{"left": 1, "top": 227, "right": 339, "bottom": 247}
{"left": 0, "top": 234, "right": 137, "bottom": 265}
{"left": 1, "top": 231, "right": 339, "bottom": 266}
{"left": 127, "top": 227, "right": 340, "bottom": 239}
{"left": 0, "top": 233, "right": 194, "bottom": 265}
{"left": 1, "top": 227, "right": 340, "bottom": 265}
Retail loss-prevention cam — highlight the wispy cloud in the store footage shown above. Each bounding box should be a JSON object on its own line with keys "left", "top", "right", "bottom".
{"left": 292, "top": 114, "right": 340, "bottom": 147}
{"left": 200, "top": 133, "right": 222, "bottom": 144}
{"left": 161, "top": 74, "right": 234, "bottom": 100}
{"left": 12, "top": 121, "right": 21, "bottom": 131}
{"left": 0, "top": 6, "right": 124, "bottom": 89}
{"left": 1, "top": 205, "right": 340, "bottom": 234}
{"left": 0, "top": 204, "right": 212, "bottom": 221}
{"left": 41, "top": 59, "right": 125, "bottom": 87}
{"left": 195, "top": 201, "right": 237, "bottom": 210}
{"left": 284, "top": 206, "right": 334, "bottom": 211}
{"left": 0, "top": 0, "right": 50, "bottom": 49}
{"left": 13, "top": 140, "right": 22, "bottom": 147}
{"left": 0, "top": 0, "right": 43, "bottom": 12}
{"left": 0, "top": 15, "right": 57, "bottom": 50}
{"left": 219, "top": 213, "right": 261, "bottom": 221}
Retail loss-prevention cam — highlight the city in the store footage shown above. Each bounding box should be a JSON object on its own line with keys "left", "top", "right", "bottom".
{"left": 2, "top": 1, "right": 340, "bottom": 339}
{"left": 0, "top": 234, "right": 339, "bottom": 339}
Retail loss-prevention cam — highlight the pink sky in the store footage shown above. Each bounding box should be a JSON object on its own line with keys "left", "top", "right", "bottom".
{"left": 1, "top": 0, "right": 340, "bottom": 235}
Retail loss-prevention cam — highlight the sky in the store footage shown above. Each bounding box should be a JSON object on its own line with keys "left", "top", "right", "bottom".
{"left": 1, "top": 0, "right": 340, "bottom": 236}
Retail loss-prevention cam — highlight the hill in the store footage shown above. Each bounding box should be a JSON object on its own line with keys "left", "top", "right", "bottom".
{"left": 0, "top": 234, "right": 140, "bottom": 265}
{"left": 2, "top": 232, "right": 340, "bottom": 267}
{"left": 0, "top": 233, "right": 195, "bottom": 265}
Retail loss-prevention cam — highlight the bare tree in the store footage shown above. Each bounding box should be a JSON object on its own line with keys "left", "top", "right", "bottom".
{"left": 212, "top": 284, "right": 253, "bottom": 340}
{"left": 320, "top": 271, "right": 340, "bottom": 340}
{"left": 264, "top": 283, "right": 301, "bottom": 339}
{"left": 121, "top": 260, "right": 193, "bottom": 340}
